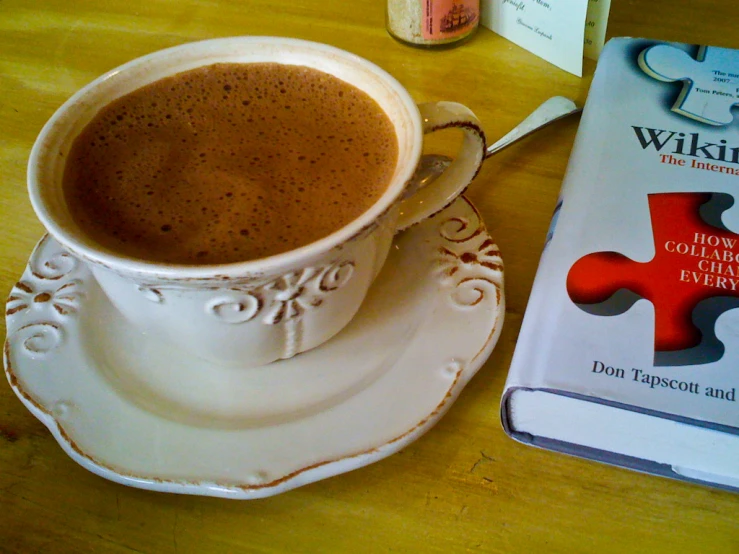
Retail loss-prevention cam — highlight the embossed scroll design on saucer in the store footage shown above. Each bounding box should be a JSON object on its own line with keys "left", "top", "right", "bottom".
{"left": 6, "top": 238, "right": 81, "bottom": 357}
{"left": 436, "top": 210, "right": 502, "bottom": 309}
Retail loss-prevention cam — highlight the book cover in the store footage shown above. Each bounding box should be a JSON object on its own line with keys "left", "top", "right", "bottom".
{"left": 502, "top": 37, "right": 739, "bottom": 492}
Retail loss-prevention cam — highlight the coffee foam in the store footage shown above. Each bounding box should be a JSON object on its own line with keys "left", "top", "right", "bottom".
{"left": 63, "top": 63, "right": 398, "bottom": 264}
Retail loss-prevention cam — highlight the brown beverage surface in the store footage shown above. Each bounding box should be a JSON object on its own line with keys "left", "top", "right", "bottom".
{"left": 63, "top": 63, "right": 398, "bottom": 264}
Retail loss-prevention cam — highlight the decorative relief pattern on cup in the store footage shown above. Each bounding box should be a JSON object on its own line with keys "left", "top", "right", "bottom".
{"left": 199, "top": 259, "right": 354, "bottom": 359}
{"left": 206, "top": 292, "right": 263, "bottom": 324}
{"left": 436, "top": 214, "right": 503, "bottom": 308}
{"left": 265, "top": 261, "right": 354, "bottom": 325}
{"left": 137, "top": 285, "right": 164, "bottom": 304}
{"left": 318, "top": 260, "right": 355, "bottom": 292}
{"left": 193, "top": 259, "right": 355, "bottom": 326}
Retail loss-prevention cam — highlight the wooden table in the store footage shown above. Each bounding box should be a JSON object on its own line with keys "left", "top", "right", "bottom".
{"left": 2, "top": 1, "right": 738, "bottom": 552}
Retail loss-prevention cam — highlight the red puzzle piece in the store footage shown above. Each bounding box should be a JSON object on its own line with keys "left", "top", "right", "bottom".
{"left": 567, "top": 192, "right": 739, "bottom": 366}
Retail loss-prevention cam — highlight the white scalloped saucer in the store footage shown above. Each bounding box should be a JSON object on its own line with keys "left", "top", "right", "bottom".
{"left": 4, "top": 196, "right": 504, "bottom": 499}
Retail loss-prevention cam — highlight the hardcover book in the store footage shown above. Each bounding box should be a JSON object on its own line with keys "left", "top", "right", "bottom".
{"left": 502, "top": 37, "right": 739, "bottom": 491}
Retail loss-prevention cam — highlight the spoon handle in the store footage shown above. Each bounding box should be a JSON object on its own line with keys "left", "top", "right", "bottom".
{"left": 485, "top": 96, "right": 581, "bottom": 159}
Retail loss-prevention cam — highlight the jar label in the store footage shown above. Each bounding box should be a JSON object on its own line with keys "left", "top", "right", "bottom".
{"left": 422, "top": 0, "right": 479, "bottom": 40}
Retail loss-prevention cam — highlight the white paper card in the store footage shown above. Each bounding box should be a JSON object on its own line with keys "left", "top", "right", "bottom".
{"left": 584, "top": 0, "right": 612, "bottom": 60}
{"left": 481, "top": 0, "right": 609, "bottom": 76}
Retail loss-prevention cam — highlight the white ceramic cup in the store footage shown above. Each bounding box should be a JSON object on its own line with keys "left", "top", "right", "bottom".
{"left": 28, "top": 36, "right": 485, "bottom": 366}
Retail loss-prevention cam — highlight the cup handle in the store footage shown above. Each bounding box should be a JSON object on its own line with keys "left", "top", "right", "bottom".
{"left": 395, "top": 101, "right": 486, "bottom": 231}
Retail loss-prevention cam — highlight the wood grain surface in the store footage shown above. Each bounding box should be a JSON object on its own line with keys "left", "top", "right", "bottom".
{"left": 2, "top": 1, "right": 738, "bottom": 552}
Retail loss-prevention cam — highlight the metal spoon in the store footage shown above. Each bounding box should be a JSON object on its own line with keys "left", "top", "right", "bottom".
{"left": 412, "top": 96, "right": 582, "bottom": 189}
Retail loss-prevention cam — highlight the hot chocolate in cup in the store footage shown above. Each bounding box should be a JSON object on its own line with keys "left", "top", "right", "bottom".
{"left": 28, "top": 37, "right": 485, "bottom": 366}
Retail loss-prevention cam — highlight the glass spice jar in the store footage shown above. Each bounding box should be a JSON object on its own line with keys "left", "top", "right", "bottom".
{"left": 386, "top": 0, "right": 480, "bottom": 48}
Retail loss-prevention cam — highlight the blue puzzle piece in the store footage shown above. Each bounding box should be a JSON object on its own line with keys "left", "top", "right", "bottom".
{"left": 639, "top": 44, "right": 739, "bottom": 126}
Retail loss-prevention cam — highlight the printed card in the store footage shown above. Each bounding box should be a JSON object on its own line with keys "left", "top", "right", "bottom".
{"left": 481, "top": 0, "right": 610, "bottom": 76}
{"left": 584, "top": 0, "right": 612, "bottom": 60}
